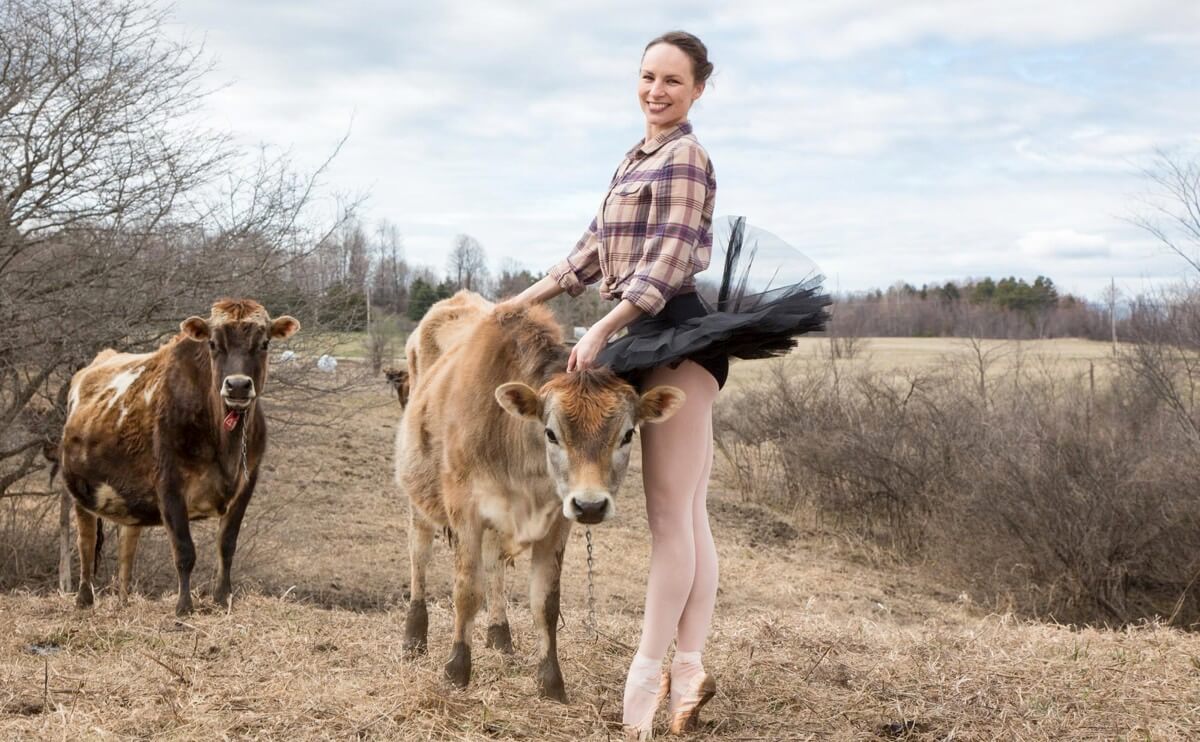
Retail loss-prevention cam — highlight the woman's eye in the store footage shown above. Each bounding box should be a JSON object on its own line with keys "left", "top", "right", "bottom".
{"left": 621, "top": 429, "right": 635, "bottom": 446}
{"left": 545, "top": 429, "right": 559, "bottom": 445}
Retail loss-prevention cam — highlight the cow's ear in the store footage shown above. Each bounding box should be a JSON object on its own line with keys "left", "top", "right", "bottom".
{"left": 637, "top": 385, "right": 686, "bottom": 424}
{"left": 495, "top": 382, "right": 542, "bottom": 421}
{"left": 271, "top": 315, "right": 300, "bottom": 339}
{"left": 181, "top": 316, "right": 210, "bottom": 341}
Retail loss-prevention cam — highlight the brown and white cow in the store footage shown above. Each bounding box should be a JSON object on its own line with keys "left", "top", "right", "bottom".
{"left": 396, "top": 291, "right": 684, "bottom": 701}
{"left": 58, "top": 299, "right": 299, "bottom": 616}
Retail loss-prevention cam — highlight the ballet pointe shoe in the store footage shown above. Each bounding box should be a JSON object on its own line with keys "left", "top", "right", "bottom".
{"left": 668, "top": 671, "right": 716, "bottom": 735}
{"left": 624, "top": 671, "right": 670, "bottom": 741}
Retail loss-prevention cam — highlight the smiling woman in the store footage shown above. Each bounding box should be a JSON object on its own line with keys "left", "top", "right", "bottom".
{"left": 499, "top": 29, "right": 830, "bottom": 740}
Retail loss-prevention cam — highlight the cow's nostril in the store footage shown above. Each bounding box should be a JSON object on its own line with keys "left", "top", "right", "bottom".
{"left": 571, "top": 498, "right": 607, "bottom": 519}
{"left": 223, "top": 377, "right": 254, "bottom": 397}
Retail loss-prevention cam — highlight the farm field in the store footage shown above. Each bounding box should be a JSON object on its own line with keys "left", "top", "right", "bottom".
{"left": 2, "top": 340, "right": 1198, "bottom": 740}
{"left": 725, "top": 336, "right": 1122, "bottom": 390}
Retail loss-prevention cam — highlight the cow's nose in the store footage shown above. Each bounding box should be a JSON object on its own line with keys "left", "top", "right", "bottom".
{"left": 223, "top": 376, "right": 254, "bottom": 398}
{"left": 571, "top": 497, "right": 608, "bottom": 523}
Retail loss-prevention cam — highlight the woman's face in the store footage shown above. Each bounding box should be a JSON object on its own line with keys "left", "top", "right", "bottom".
{"left": 639, "top": 43, "right": 704, "bottom": 133}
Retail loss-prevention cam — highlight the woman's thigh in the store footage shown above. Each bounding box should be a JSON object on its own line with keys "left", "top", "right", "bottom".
{"left": 639, "top": 360, "right": 719, "bottom": 527}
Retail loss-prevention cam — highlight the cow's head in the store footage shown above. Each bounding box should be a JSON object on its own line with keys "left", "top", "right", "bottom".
{"left": 495, "top": 368, "right": 685, "bottom": 525}
{"left": 384, "top": 367, "right": 411, "bottom": 407}
{"left": 181, "top": 299, "right": 300, "bottom": 413}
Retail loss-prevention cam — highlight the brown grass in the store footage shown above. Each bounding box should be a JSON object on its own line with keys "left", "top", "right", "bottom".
{"left": 3, "top": 350, "right": 1200, "bottom": 739}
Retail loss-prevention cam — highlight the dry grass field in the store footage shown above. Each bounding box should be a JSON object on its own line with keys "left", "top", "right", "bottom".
{"left": 3, "top": 340, "right": 1199, "bottom": 740}
{"left": 727, "top": 337, "right": 1120, "bottom": 390}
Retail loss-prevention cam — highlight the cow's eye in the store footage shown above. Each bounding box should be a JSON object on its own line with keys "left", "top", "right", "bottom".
{"left": 260, "top": 340, "right": 270, "bottom": 351}
{"left": 621, "top": 429, "right": 635, "bottom": 446}
{"left": 545, "top": 429, "right": 558, "bottom": 445}
{"left": 208, "top": 340, "right": 217, "bottom": 352}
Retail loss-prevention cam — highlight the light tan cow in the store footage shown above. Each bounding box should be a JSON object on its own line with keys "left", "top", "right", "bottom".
{"left": 396, "top": 291, "right": 684, "bottom": 701}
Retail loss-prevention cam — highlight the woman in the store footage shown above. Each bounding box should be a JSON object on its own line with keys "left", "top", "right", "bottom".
{"left": 502, "top": 31, "right": 827, "bottom": 739}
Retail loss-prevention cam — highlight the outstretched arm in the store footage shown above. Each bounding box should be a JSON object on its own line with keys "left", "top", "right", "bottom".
{"left": 497, "top": 275, "right": 566, "bottom": 310}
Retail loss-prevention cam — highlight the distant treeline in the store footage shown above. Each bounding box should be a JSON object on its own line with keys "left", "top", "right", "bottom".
{"left": 830, "top": 276, "right": 1124, "bottom": 341}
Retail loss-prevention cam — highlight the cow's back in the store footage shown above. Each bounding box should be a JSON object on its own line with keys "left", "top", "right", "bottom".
{"left": 405, "top": 290, "right": 490, "bottom": 389}
{"left": 399, "top": 295, "right": 566, "bottom": 524}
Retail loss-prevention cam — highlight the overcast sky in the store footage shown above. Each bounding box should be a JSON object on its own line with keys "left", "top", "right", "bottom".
{"left": 168, "top": 0, "right": 1200, "bottom": 300}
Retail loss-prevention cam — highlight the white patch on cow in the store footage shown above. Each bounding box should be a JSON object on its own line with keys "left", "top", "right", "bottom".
{"left": 117, "top": 405, "right": 128, "bottom": 427}
{"left": 143, "top": 379, "right": 159, "bottom": 406}
{"left": 478, "top": 487, "right": 560, "bottom": 548}
{"left": 94, "top": 483, "right": 125, "bottom": 513}
{"left": 67, "top": 382, "right": 81, "bottom": 416}
{"left": 104, "top": 366, "right": 144, "bottom": 409}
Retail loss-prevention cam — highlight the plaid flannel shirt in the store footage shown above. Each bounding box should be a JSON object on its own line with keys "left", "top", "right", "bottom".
{"left": 548, "top": 121, "right": 715, "bottom": 316}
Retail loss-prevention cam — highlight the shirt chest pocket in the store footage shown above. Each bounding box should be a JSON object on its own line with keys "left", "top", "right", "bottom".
{"left": 605, "top": 182, "right": 651, "bottom": 223}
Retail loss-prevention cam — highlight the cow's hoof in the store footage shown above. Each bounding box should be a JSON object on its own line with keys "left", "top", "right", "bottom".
{"left": 444, "top": 642, "right": 471, "bottom": 688}
{"left": 404, "top": 600, "right": 429, "bottom": 656}
{"left": 485, "top": 622, "right": 514, "bottom": 654}
{"left": 74, "top": 587, "right": 94, "bottom": 609}
{"left": 213, "top": 587, "right": 231, "bottom": 610}
{"left": 174, "top": 597, "right": 194, "bottom": 617}
{"left": 537, "top": 658, "right": 567, "bottom": 703}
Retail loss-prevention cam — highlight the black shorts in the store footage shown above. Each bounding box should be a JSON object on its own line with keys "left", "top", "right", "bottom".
{"left": 613, "top": 292, "right": 729, "bottom": 390}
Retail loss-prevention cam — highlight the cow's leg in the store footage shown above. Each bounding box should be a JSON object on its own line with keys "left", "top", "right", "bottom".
{"left": 445, "top": 510, "right": 483, "bottom": 688}
{"left": 483, "top": 528, "right": 513, "bottom": 654}
{"left": 214, "top": 475, "right": 256, "bottom": 610}
{"left": 116, "top": 526, "right": 142, "bottom": 604}
{"left": 529, "top": 516, "right": 570, "bottom": 702}
{"left": 158, "top": 472, "right": 196, "bottom": 617}
{"left": 74, "top": 505, "right": 98, "bottom": 608}
{"left": 404, "top": 510, "right": 435, "bottom": 656}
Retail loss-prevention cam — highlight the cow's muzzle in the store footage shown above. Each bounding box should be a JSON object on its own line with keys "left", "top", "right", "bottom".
{"left": 221, "top": 375, "right": 256, "bottom": 409}
{"left": 564, "top": 491, "right": 614, "bottom": 525}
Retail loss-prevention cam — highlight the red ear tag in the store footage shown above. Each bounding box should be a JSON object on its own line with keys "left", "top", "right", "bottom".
{"left": 223, "top": 410, "right": 240, "bottom": 431}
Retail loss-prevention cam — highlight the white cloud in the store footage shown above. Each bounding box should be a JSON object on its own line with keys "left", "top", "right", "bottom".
{"left": 1017, "top": 229, "right": 1111, "bottom": 259}
{"left": 161, "top": 0, "right": 1200, "bottom": 300}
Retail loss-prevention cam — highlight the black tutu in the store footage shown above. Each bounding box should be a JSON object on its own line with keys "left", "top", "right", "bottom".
{"left": 597, "top": 216, "right": 832, "bottom": 389}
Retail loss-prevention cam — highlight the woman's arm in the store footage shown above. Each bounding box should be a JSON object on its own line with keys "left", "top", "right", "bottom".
{"left": 498, "top": 274, "right": 566, "bottom": 310}
{"left": 568, "top": 299, "right": 643, "bottom": 372}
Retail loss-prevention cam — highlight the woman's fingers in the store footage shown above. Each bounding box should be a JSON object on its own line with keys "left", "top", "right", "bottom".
{"left": 567, "top": 345, "right": 579, "bottom": 372}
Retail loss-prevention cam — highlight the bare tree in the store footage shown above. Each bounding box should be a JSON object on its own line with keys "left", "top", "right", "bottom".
{"left": 1131, "top": 151, "right": 1200, "bottom": 275}
{"left": 371, "top": 220, "right": 409, "bottom": 314}
{"left": 0, "top": 0, "right": 350, "bottom": 498}
{"left": 447, "top": 233, "right": 488, "bottom": 292}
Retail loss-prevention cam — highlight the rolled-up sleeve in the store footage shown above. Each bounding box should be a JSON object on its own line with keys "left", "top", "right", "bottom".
{"left": 619, "top": 144, "right": 711, "bottom": 316}
{"left": 548, "top": 217, "right": 603, "bottom": 297}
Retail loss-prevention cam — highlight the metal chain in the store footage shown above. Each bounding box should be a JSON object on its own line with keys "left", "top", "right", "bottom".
{"left": 585, "top": 527, "right": 597, "bottom": 639}
{"left": 237, "top": 417, "right": 250, "bottom": 487}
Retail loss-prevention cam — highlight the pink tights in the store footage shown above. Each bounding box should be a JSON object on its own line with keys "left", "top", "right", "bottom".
{"left": 623, "top": 360, "right": 719, "bottom": 727}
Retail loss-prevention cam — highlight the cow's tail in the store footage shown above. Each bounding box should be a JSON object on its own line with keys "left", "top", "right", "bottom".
{"left": 42, "top": 440, "right": 61, "bottom": 489}
{"left": 94, "top": 520, "right": 104, "bottom": 574}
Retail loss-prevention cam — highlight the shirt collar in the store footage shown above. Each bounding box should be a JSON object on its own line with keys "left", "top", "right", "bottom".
{"left": 627, "top": 121, "right": 693, "bottom": 158}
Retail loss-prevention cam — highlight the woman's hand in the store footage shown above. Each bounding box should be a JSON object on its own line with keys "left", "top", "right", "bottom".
{"left": 567, "top": 324, "right": 610, "bottom": 372}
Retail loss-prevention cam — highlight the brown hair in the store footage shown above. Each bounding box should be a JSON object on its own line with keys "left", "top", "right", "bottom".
{"left": 643, "top": 31, "right": 713, "bottom": 85}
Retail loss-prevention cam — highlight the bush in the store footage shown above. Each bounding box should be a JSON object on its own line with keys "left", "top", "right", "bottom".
{"left": 714, "top": 347, "right": 1200, "bottom": 627}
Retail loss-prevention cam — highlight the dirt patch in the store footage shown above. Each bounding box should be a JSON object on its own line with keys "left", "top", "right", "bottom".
{"left": 708, "top": 496, "right": 801, "bottom": 547}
